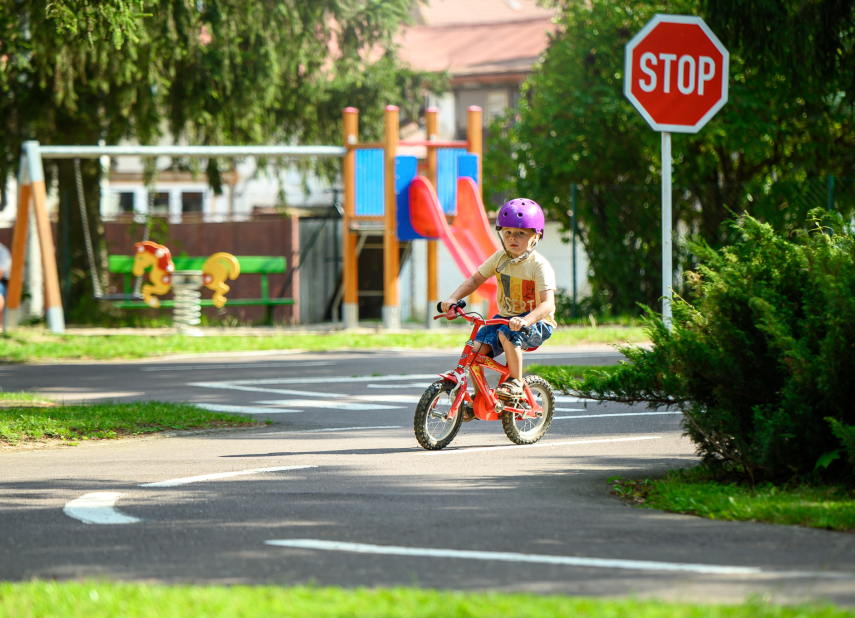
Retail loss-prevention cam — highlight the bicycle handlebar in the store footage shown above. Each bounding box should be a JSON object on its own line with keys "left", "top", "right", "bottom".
{"left": 433, "top": 301, "right": 532, "bottom": 337}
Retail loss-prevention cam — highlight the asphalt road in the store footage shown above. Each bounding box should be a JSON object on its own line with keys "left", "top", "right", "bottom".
{"left": 2, "top": 347, "right": 853, "bottom": 604}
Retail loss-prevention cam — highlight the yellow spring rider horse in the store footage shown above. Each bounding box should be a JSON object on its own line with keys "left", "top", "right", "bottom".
{"left": 132, "top": 242, "right": 240, "bottom": 308}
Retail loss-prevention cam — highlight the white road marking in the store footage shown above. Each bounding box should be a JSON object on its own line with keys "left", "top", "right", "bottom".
{"left": 555, "top": 408, "right": 585, "bottom": 412}
{"left": 273, "top": 425, "right": 402, "bottom": 435}
{"left": 264, "top": 539, "right": 770, "bottom": 576}
{"left": 190, "top": 383, "right": 349, "bottom": 398}
{"left": 190, "top": 374, "right": 437, "bottom": 388}
{"left": 366, "top": 383, "right": 434, "bottom": 389}
{"left": 426, "top": 436, "right": 661, "bottom": 455}
{"left": 554, "top": 412, "right": 683, "bottom": 420}
{"left": 64, "top": 492, "right": 141, "bottom": 525}
{"left": 195, "top": 403, "right": 304, "bottom": 414}
{"left": 140, "top": 465, "right": 317, "bottom": 488}
{"left": 143, "top": 361, "right": 333, "bottom": 371}
{"left": 351, "top": 394, "right": 422, "bottom": 404}
{"left": 257, "top": 399, "right": 405, "bottom": 411}
{"left": 554, "top": 396, "right": 593, "bottom": 403}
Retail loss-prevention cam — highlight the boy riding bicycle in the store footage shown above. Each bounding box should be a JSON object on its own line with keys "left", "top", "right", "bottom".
{"left": 441, "top": 198, "right": 557, "bottom": 412}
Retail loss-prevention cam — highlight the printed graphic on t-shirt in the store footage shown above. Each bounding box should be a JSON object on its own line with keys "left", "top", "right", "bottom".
{"left": 498, "top": 273, "right": 537, "bottom": 314}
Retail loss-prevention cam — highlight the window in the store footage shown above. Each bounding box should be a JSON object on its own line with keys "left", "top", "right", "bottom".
{"left": 149, "top": 192, "right": 170, "bottom": 215}
{"left": 182, "top": 192, "right": 204, "bottom": 213}
{"left": 116, "top": 192, "right": 134, "bottom": 213}
{"left": 485, "top": 90, "right": 509, "bottom": 122}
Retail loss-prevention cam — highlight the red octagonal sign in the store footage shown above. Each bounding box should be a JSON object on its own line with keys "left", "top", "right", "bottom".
{"left": 624, "top": 15, "right": 729, "bottom": 133}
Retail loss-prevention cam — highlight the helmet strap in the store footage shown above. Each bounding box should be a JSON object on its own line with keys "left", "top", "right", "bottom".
{"left": 496, "top": 233, "right": 540, "bottom": 273}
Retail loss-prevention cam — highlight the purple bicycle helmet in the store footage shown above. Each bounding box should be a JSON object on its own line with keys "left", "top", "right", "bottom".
{"left": 496, "top": 198, "right": 545, "bottom": 237}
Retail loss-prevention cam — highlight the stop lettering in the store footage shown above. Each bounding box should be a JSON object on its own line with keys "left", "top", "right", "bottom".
{"left": 624, "top": 15, "right": 729, "bottom": 133}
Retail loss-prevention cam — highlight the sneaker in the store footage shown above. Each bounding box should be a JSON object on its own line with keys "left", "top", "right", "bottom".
{"left": 461, "top": 402, "right": 476, "bottom": 422}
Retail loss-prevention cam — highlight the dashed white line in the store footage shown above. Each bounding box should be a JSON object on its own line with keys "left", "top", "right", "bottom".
{"left": 195, "top": 403, "right": 304, "bottom": 414}
{"left": 257, "top": 399, "right": 405, "bottom": 411}
{"left": 366, "top": 383, "right": 434, "bottom": 389}
{"left": 140, "top": 465, "right": 317, "bottom": 488}
{"left": 64, "top": 492, "right": 141, "bottom": 525}
{"left": 554, "top": 412, "right": 683, "bottom": 420}
{"left": 425, "top": 436, "right": 661, "bottom": 455}
{"left": 286, "top": 425, "right": 402, "bottom": 434}
{"left": 265, "top": 539, "right": 780, "bottom": 577}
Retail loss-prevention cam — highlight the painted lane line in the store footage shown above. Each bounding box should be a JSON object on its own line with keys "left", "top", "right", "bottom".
{"left": 426, "top": 436, "right": 661, "bottom": 455}
{"left": 555, "top": 408, "right": 585, "bottom": 412}
{"left": 189, "top": 383, "right": 349, "bottom": 398}
{"left": 191, "top": 373, "right": 437, "bottom": 387}
{"left": 140, "top": 465, "right": 317, "bottom": 488}
{"left": 366, "top": 383, "right": 434, "bottom": 389}
{"left": 64, "top": 493, "right": 141, "bottom": 525}
{"left": 554, "top": 411, "right": 683, "bottom": 420}
{"left": 265, "top": 539, "right": 774, "bottom": 577}
{"left": 554, "top": 396, "right": 594, "bottom": 403}
{"left": 257, "top": 399, "right": 405, "bottom": 411}
{"left": 143, "top": 361, "right": 333, "bottom": 371}
{"left": 351, "top": 394, "right": 422, "bottom": 404}
{"left": 256, "top": 425, "right": 403, "bottom": 436}
{"left": 195, "top": 403, "right": 304, "bottom": 414}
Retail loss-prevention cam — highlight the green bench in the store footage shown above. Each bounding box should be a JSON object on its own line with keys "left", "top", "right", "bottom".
{"left": 107, "top": 255, "right": 294, "bottom": 313}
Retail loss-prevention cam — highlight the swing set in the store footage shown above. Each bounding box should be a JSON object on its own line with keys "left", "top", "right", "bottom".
{"left": 7, "top": 142, "right": 346, "bottom": 333}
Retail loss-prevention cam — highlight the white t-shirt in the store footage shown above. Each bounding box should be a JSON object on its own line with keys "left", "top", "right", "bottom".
{"left": 477, "top": 250, "right": 557, "bottom": 328}
{"left": 0, "top": 243, "right": 10, "bottom": 280}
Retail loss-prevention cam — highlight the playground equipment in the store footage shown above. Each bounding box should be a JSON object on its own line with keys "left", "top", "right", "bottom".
{"left": 341, "top": 105, "right": 499, "bottom": 330}
{"left": 131, "top": 240, "right": 241, "bottom": 333}
{"left": 10, "top": 109, "right": 498, "bottom": 333}
{"left": 8, "top": 144, "right": 344, "bottom": 333}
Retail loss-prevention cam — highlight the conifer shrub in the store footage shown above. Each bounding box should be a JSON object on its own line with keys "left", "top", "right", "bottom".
{"left": 567, "top": 211, "right": 855, "bottom": 482}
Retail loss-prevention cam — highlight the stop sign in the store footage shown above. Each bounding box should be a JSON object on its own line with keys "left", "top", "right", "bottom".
{"left": 624, "top": 15, "right": 729, "bottom": 133}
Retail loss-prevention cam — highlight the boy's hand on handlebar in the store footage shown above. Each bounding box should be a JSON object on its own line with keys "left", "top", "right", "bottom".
{"left": 440, "top": 299, "right": 457, "bottom": 314}
{"left": 508, "top": 316, "right": 528, "bottom": 331}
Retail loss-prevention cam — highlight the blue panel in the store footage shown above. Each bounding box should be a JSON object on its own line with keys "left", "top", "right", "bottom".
{"left": 436, "top": 148, "right": 466, "bottom": 215}
{"left": 458, "top": 153, "right": 479, "bottom": 183}
{"left": 355, "top": 149, "right": 384, "bottom": 216}
{"left": 395, "top": 156, "right": 423, "bottom": 240}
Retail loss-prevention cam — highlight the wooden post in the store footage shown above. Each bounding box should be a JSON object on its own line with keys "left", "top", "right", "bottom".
{"left": 466, "top": 107, "right": 485, "bottom": 308}
{"left": 5, "top": 155, "right": 31, "bottom": 330}
{"left": 382, "top": 105, "right": 400, "bottom": 330}
{"left": 342, "top": 107, "right": 359, "bottom": 329}
{"left": 467, "top": 106, "right": 483, "bottom": 198}
{"left": 425, "top": 107, "right": 440, "bottom": 328}
{"left": 24, "top": 142, "right": 65, "bottom": 333}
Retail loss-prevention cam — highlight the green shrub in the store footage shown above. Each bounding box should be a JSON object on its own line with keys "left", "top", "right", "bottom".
{"left": 567, "top": 211, "right": 855, "bottom": 482}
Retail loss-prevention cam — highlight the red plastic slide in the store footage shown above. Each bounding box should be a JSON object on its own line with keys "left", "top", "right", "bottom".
{"left": 410, "top": 176, "right": 500, "bottom": 315}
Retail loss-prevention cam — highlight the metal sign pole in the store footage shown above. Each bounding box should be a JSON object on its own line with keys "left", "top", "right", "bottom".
{"left": 661, "top": 131, "right": 672, "bottom": 329}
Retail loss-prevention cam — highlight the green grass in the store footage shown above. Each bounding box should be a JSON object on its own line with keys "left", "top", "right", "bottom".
{"left": 527, "top": 363, "right": 622, "bottom": 385}
{"left": 0, "top": 400, "right": 257, "bottom": 445}
{"left": 0, "top": 327, "right": 647, "bottom": 363}
{"left": 610, "top": 469, "right": 855, "bottom": 532}
{"left": 0, "top": 391, "right": 48, "bottom": 404}
{"left": 0, "top": 582, "right": 851, "bottom": 618}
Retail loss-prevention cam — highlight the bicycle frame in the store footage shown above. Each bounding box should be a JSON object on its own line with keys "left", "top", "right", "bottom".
{"left": 435, "top": 307, "right": 541, "bottom": 422}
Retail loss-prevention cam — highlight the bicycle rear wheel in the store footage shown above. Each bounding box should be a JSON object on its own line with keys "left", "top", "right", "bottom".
{"left": 414, "top": 380, "right": 463, "bottom": 450}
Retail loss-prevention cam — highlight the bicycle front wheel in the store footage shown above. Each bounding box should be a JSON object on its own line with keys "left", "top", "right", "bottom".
{"left": 502, "top": 375, "right": 554, "bottom": 445}
{"left": 414, "top": 380, "right": 463, "bottom": 450}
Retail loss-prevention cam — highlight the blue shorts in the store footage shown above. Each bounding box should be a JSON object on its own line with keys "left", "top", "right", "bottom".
{"left": 0, "top": 281, "right": 6, "bottom": 300}
{"left": 474, "top": 312, "right": 553, "bottom": 357}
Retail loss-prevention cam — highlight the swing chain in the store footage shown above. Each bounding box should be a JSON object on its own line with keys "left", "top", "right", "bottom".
{"left": 74, "top": 158, "right": 104, "bottom": 298}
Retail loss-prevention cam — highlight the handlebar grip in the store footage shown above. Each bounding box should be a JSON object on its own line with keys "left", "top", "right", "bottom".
{"left": 436, "top": 300, "right": 467, "bottom": 313}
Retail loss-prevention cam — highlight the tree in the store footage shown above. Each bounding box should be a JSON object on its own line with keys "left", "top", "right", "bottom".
{"left": 484, "top": 0, "right": 855, "bottom": 315}
{"left": 0, "top": 0, "right": 440, "bottom": 320}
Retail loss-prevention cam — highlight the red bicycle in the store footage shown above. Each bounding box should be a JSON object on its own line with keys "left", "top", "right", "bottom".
{"left": 414, "top": 301, "right": 555, "bottom": 450}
